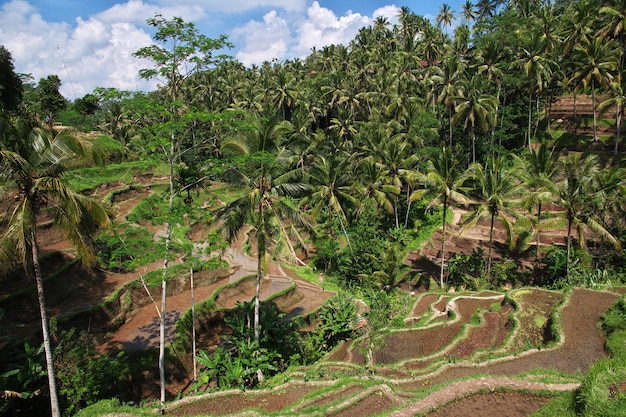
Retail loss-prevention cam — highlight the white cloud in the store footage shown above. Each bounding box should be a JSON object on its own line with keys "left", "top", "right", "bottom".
{"left": 151, "top": 0, "right": 307, "bottom": 14}
{"left": 0, "top": 0, "right": 400, "bottom": 98}
{"left": 232, "top": 10, "right": 290, "bottom": 66}
{"left": 0, "top": 0, "right": 164, "bottom": 97}
{"left": 373, "top": 4, "right": 400, "bottom": 25}
{"left": 292, "top": 1, "right": 370, "bottom": 57}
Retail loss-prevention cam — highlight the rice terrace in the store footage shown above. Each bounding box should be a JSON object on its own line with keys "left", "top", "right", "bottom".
{"left": 2, "top": 1, "right": 626, "bottom": 417}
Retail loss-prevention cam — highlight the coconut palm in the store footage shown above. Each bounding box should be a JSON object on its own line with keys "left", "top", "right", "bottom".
{"left": 436, "top": 3, "right": 455, "bottom": 35}
{"left": 301, "top": 151, "right": 357, "bottom": 250}
{"left": 412, "top": 147, "right": 471, "bottom": 288}
{"left": 0, "top": 117, "right": 110, "bottom": 417}
{"left": 516, "top": 143, "right": 559, "bottom": 264}
{"left": 461, "top": 1, "right": 476, "bottom": 23}
{"left": 514, "top": 32, "right": 556, "bottom": 149}
{"left": 571, "top": 37, "right": 619, "bottom": 141}
{"left": 452, "top": 71, "right": 497, "bottom": 164}
{"left": 216, "top": 117, "right": 310, "bottom": 344}
{"left": 463, "top": 155, "right": 522, "bottom": 275}
{"left": 551, "top": 153, "right": 621, "bottom": 277}
{"left": 598, "top": 80, "right": 626, "bottom": 155}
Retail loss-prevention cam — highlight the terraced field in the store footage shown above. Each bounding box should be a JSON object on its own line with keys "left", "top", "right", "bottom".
{"left": 1, "top": 176, "right": 622, "bottom": 416}
{"left": 161, "top": 286, "right": 619, "bottom": 416}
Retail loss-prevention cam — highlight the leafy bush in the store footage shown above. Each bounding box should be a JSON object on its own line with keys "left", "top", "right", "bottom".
{"left": 65, "top": 160, "right": 161, "bottom": 191}
{"left": 193, "top": 301, "right": 301, "bottom": 390}
{"left": 448, "top": 248, "right": 486, "bottom": 290}
{"left": 54, "top": 328, "right": 130, "bottom": 416}
{"left": 94, "top": 225, "right": 163, "bottom": 271}
{"left": 575, "top": 355, "right": 626, "bottom": 417}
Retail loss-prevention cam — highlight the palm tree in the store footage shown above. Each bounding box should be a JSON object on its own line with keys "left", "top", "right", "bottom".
{"left": 598, "top": 80, "right": 626, "bottom": 155}
{"left": 302, "top": 152, "right": 357, "bottom": 250}
{"left": 452, "top": 71, "right": 497, "bottom": 164}
{"left": 0, "top": 117, "right": 110, "bottom": 417}
{"left": 463, "top": 155, "right": 521, "bottom": 275}
{"left": 461, "top": 0, "right": 476, "bottom": 23}
{"left": 436, "top": 3, "right": 455, "bottom": 35}
{"left": 516, "top": 143, "right": 559, "bottom": 264}
{"left": 412, "top": 147, "right": 471, "bottom": 288}
{"left": 356, "top": 158, "right": 400, "bottom": 219}
{"left": 216, "top": 117, "right": 310, "bottom": 344}
{"left": 514, "top": 33, "right": 556, "bottom": 148}
{"left": 551, "top": 153, "right": 621, "bottom": 277}
{"left": 571, "top": 37, "right": 619, "bottom": 141}
{"left": 433, "top": 55, "right": 465, "bottom": 147}
{"left": 598, "top": 0, "right": 626, "bottom": 69}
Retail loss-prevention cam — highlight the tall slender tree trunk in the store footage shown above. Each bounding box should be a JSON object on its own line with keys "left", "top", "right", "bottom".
{"left": 31, "top": 230, "right": 61, "bottom": 417}
{"left": 448, "top": 106, "right": 453, "bottom": 148}
{"left": 160, "top": 137, "right": 175, "bottom": 405}
{"left": 471, "top": 129, "right": 476, "bottom": 165}
{"left": 190, "top": 265, "right": 197, "bottom": 381}
{"left": 615, "top": 103, "right": 622, "bottom": 156}
{"left": 535, "top": 201, "right": 543, "bottom": 266}
{"left": 528, "top": 88, "right": 533, "bottom": 149}
{"left": 566, "top": 217, "right": 573, "bottom": 278}
{"left": 404, "top": 186, "right": 412, "bottom": 228}
{"left": 573, "top": 91, "right": 578, "bottom": 133}
{"left": 255, "top": 182, "right": 265, "bottom": 343}
{"left": 591, "top": 81, "right": 598, "bottom": 141}
{"left": 439, "top": 199, "right": 448, "bottom": 289}
{"left": 487, "top": 212, "right": 495, "bottom": 275}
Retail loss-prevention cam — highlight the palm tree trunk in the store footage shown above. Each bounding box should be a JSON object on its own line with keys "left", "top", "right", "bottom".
{"left": 404, "top": 186, "right": 412, "bottom": 228}
{"left": 528, "top": 88, "right": 533, "bottom": 149}
{"left": 535, "top": 201, "right": 542, "bottom": 266}
{"left": 566, "top": 217, "right": 573, "bottom": 278}
{"left": 440, "top": 200, "right": 448, "bottom": 289}
{"left": 255, "top": 199, "right": 265, "bottom": 343}
{"left": 448, "top": 105, "right": 453, "bottom": 148}
{"left": 31, "top": 231, "right": 61, "bottom": 417}
{"left": 160, "top": 137, "right": 175, "bottom": 405}
{"left": 487, "top": 212, "right": 495, "bottom": 275}
{"left": 592, "top": 81, "right": 598, "bottom": 141}
{"left": 471, "top": 129, "right": 476, "bottom": 165}
{"left": 190, "top": 265, "right": 197, "bottom": 381}
{"left": 615, "top": 103, "right": 622, "bottom": 156}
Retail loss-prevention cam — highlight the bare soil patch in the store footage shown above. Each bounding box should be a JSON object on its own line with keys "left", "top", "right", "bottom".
{"left": 423, "top": 391, "right": 552, "bottom": 417}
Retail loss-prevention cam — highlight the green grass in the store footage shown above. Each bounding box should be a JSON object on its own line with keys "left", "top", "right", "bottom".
{"left": 529, "top": 391, "right": 577, "bottom": 417}
{"left": 65, "top": 160, "right": 166, "bottom": 191}
{"left": 73, "top": 399, "right": 150, "bottom": 417}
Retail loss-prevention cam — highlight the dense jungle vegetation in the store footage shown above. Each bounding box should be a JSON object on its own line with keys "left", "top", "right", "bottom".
{"left": 2, "top": 0, "right": 626, "bottom": 416}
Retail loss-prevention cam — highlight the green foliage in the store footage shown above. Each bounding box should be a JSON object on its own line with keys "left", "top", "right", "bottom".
{"left": 94, "top": 225, "right": 163, "bottom": 271}
{"left": 74, "top": 398, "right": 153, "bottom": 417}
{"left": 90, "top": 134, "right": 124, "bottom": 162}
{"left": 0, "top": 340, "right": 46, "bottom": 408}
{"left": 0, "top": 45, "right": 23, "bottom": 113}
{"left": 600, "top": 297, "right": 626, "bottom": 358}
{"left": 529, "top": 391, "right": 577, "bottom": 417}
{"left": 126, "top": 193, "right": 167, "bottom": 224}
{"left": 336, "top": 201, "right": 386, "bottom": 288}
{"left": 575, "top": 355, "right": 626, "bottom": 417}
{"left": 312, "top": 237, "right": 342, "bottom": 272}
{"left": 53, "top": 328, "right": 130, "bottom": 416}
{"left": 64, "top": 160, "right": 161, "bottom": 191}
{"left": 55, "top": 108, "right": 97, "bottom": 132}
{"left": 447, "top": 248, "right": 486, "bottom": 290}
{"left": 193, "top": 301, "right": 298, "bottom": 390}
{"left": 313, "top": 293, "right": 358, "bottom": 350}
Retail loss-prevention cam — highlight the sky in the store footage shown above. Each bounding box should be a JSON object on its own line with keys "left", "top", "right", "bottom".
{"left": 0, "top": 0, "right": 465, "bottom": 99}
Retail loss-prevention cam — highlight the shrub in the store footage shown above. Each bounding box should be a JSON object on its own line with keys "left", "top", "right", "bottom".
{"left": 54, "top": 328, "right": 130, "bottom": 416}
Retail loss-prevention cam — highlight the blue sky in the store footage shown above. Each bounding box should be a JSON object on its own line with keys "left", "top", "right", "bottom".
{"left": 0, "top": 0, "right": 465, "bottom": 98}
